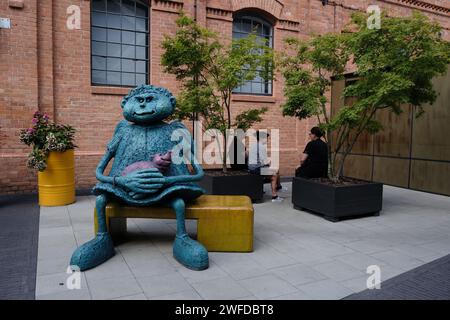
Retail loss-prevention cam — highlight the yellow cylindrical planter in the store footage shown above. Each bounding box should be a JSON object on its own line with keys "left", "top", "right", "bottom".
{"left": 38, "top": 149, "right": 75, "bottom": 206}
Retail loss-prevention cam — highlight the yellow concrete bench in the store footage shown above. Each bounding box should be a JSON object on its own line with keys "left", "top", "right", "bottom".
{"left": 94, "top": 195, "right": 254, "bottom": 252}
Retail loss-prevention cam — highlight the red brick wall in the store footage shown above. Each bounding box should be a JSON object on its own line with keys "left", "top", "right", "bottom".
{"left": 0, "top": 0, "right": 39, "bottom": 193}
{"left": 0, "top": 0, "right": 449, "bottom": 194}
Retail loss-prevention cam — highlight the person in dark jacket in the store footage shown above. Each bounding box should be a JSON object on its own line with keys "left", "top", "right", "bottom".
{"left": 295, "top": 127, "right": 328, "bottom": 179}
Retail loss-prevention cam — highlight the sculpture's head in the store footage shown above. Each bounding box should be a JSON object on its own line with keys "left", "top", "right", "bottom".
{"left": 121, "top": 85, "right": 176, "bottom": 124}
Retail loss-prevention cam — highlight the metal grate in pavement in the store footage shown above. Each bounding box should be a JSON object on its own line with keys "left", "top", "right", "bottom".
{"left": 0, "top": 195, "right": 39, "bottom": 300}
{"left": 345, "top": 253, "right": 450, "bottom": 300}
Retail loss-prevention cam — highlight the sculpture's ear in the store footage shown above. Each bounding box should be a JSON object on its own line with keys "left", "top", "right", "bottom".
{"left": 121, "top": 97, "right": 128, "bottom": 109}
{"left": 170, "top": 96, "right": 176, "bottom": 108}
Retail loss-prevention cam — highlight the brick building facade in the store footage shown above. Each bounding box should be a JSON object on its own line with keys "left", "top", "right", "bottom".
{"left": 0, "top": 0, "right": 449, "bottom": 194}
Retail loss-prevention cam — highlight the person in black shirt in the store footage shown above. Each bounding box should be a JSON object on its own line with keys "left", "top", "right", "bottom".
{"left": 295, "top": 127, "right": 328, "bottom": 179}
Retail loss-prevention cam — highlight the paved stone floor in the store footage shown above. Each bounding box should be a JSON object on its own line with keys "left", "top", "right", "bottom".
{"left": 35, "top": 183, "right": 450, "bottom": 300}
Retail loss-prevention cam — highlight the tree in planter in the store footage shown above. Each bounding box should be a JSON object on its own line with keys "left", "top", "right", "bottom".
{"left": 280, "top": 11, "right": 450, "bottom": 182}
{"left": 161, "top": 13, "right": 274, "bottom": 172}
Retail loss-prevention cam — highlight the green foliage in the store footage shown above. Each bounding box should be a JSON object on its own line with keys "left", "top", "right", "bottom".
{"left": 19, "top": 111, "right": 76, "bottom": 171}
{"left": 346, "top": 11, "right": 450, "bottom": 115}
{"left": 280, "top": 34, "right": 349, "bottom": 123}
{"left": 161, "top": 14, "right": 220, "bottom": 81}
{"left": 233, "top": 107, "right": 269, "bottom": 132}
{"left": 162, "top": 13, "right": 274, "bottom": 171}
{"left": 280, "top": 11, "right": 450, "bottom": 180}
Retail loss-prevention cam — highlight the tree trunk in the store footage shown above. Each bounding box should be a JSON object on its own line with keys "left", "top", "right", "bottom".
{"left": 336, "top": 151, "right": 347, "bottom": 180}
{"left": 222, "top": 132, "right": 227, "bottom": 173}
{"left": 223, "top": 93, "right": 232, "bottom": 173}
{"left": 326, "top": 131, "right": 335, "bottom": 181}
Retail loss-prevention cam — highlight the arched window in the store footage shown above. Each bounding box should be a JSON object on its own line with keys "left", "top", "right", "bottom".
{"left": 232, "top": 13, "right": 273, "bottom": 95}
{"left": 91, "top": 0, "right": 149, "bottom": 86}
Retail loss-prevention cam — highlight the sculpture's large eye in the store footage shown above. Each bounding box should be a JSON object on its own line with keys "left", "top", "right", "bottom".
{"left": 146, "top": 96, "right": 153, "bottom": 103}
{"left": 137, "top": 97, "right": 144, "bottom": 103}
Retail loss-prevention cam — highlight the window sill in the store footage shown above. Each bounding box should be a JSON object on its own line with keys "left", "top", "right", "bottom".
{"left": 231, "top": 94, "right": 276, "bottom": 103}
{"left": 91, "top": 86, "right": 131, "bottom": 96}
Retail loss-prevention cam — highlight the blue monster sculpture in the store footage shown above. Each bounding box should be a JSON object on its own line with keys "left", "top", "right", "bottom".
{"left": 70, "top": 85, "right": 208, "bottom": 271}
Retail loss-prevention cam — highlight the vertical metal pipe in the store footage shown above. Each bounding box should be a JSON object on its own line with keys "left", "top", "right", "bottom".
{"left": 192, "top": 0, "right": 198, "bottom": 140}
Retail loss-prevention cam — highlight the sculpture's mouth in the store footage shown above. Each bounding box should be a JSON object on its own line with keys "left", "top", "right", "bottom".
{"left": 134, "top": 110, "right": 156, "bottom": 116}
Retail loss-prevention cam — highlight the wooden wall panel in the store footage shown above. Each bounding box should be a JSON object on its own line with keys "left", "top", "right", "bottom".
{"left": 331, "top": 79, "right": 345, "bottom": 118}
{"left": 331, "top": 80, "right": 374, "bottom": 155}
{"left": 374, "top": 105, "right": 412, "bottom": 157}
{"left": 412, "top": 69, "right": 450, "bottom": 161}
{"left": 410, "top": 160, "right": 450, "bottom": 196}
{"left": 344, "top": 96, "right": 374, "bottom": 155}
{"left": 342, "top": 154, "right": 372, "bottom": 181}
{"left": 331, "top": 67, "right": 450, "bottom": 196}
{"left": 373, "top": 157, "right": 410, "bottom": 188}
{"left": 330, "top": 79, "right": 345, "bottom": 151}
{"left": 348, "top": 131, "right": 373, "bottom": 155}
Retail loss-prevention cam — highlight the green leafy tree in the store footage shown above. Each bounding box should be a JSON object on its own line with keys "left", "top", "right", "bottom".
{"left": 280, "top": 11, "right": 450, "bottom": 182}
{"left": 162, "top": 13, "right": 273, "bottom": 172}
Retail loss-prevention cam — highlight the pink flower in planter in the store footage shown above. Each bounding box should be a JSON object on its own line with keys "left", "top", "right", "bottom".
{"left": 32, "top": 118, "right": 38, "bottom": 124}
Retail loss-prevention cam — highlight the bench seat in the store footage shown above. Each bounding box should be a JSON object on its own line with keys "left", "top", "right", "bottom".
{"left": 94, "top": 195, "right": 254, "bottom": 252}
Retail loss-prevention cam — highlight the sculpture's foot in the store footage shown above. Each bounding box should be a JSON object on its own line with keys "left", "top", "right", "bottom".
{"left": 173, "top": 234, "right": 209, "bottom": 271}
{"left": 70, "top": 232, "right": 115, "bottom": 271}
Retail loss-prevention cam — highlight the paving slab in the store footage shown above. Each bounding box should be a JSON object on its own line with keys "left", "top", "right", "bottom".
{"left": 33, "top": 183, "right": 450, "bottom": 300}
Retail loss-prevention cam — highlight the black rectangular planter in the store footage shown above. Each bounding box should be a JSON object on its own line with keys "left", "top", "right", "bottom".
{"left": 199, "top": 170, "right": 264, "bottom": 202}
{"left": 292, "top": 177, "right": 383, "bottom": 222}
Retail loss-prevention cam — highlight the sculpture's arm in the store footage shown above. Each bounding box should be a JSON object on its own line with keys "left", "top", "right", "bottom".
{"left": 165, "top": 140, "right": 204, "bottom": 185}
{"left": 96, "top": 120, "right": 126, "bottom": 184}
{"left": 96, "top": 150, "right": 115, "bottom": 184}
{"left": 96, "top": 148, "right": 165, "bottom": 193}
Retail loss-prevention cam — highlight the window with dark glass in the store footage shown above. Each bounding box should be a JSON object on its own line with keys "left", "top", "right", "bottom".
{"left": 232, "top": 14, "right": 273, "bottom": 95}
{"left": 91, "top": 0, "right": 149, "bottom": 86}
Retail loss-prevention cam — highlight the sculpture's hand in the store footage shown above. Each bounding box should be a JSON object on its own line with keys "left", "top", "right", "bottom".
{"left": 116, "top": 168, "right": 166, "bottom": 194}
{"left": 128, "top": 192, "right": 147, "bottom": 200}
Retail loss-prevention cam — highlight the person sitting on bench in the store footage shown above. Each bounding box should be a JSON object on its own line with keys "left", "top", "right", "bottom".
{"left": 248, "top": 131, "right": 284, "bottom": 203}
{"left": 295, "top": 127, "right": 328, "bottom": 179}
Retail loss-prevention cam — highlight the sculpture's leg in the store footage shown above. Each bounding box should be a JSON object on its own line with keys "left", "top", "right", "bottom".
{"left": 70, "top": 194, "right": 115, "bottom": 271}
{"left": 171, "top": 198, "right": 209, "bottom": 271}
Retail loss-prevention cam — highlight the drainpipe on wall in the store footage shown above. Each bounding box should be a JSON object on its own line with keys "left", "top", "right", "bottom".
{"left": 194, "top": 0, "right": 198, "bottom": 21}
{"left": 192, "top": 0, "right": 198, "bottom": 141}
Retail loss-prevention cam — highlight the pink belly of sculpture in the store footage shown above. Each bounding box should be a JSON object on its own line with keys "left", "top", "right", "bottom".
{"left": 121, "top": 161, "right": 155, "bottom": 176}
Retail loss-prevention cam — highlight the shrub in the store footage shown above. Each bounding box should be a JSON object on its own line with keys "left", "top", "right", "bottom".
{"left": 19, "top": 111, "right": 76, "bottom": 171}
